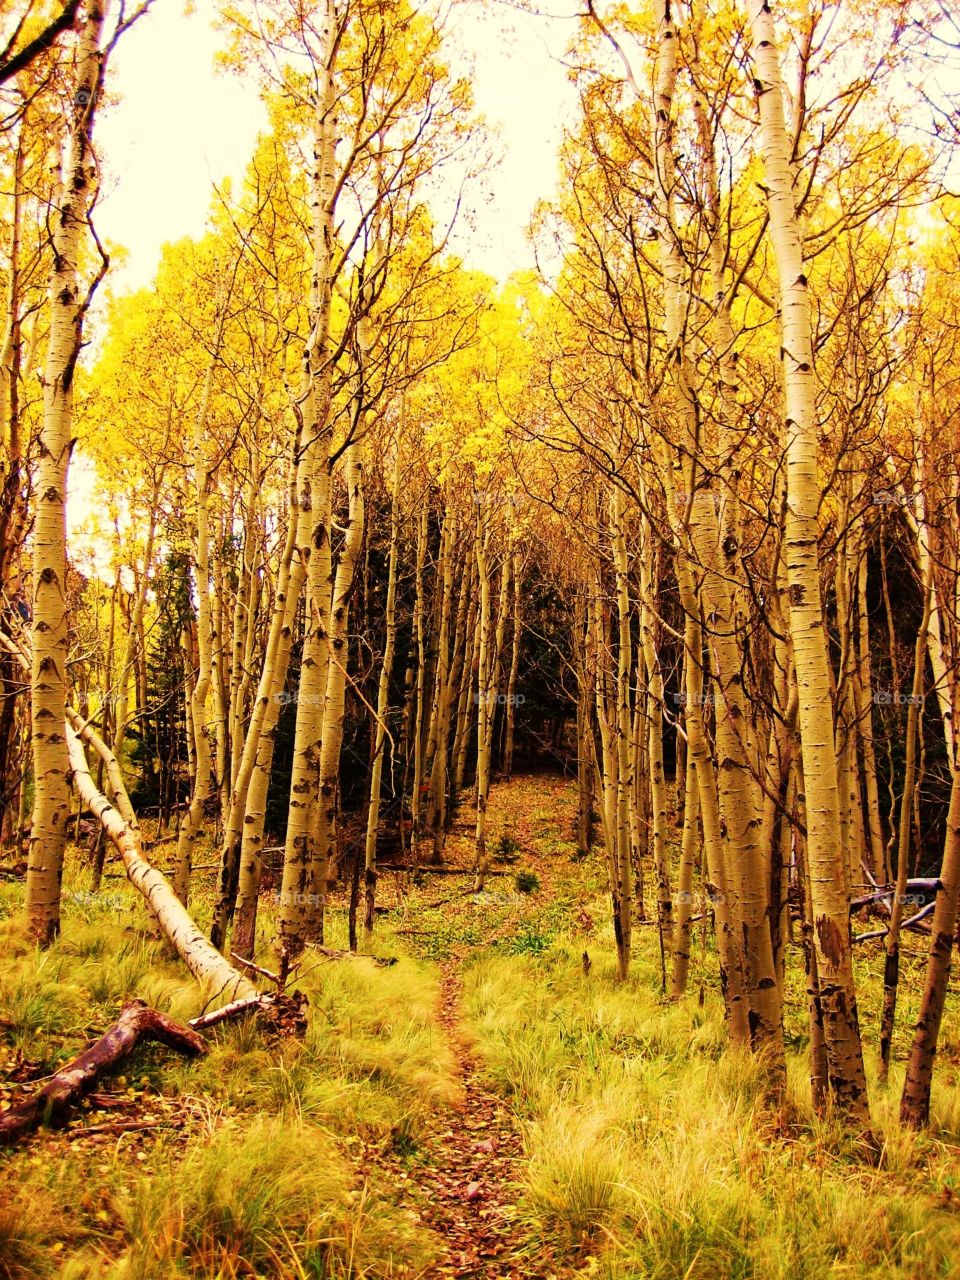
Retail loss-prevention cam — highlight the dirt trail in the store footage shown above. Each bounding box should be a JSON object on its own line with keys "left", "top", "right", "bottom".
{"left": 357, "top": 775, "right": 583, "bottom": 1276}
{"left": 409, "top": 959, "right": 530, "bottom": 1278}
{"left": 356, "top": 949, "right": 547, "bottom": 1276}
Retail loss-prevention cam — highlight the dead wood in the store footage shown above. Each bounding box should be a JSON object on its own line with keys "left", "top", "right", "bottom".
{"left": 0, "top": 1000, "right": 206, "bottom": 1146}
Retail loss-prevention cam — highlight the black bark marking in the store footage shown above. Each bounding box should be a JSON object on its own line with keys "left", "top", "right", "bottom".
{"left": 815, "top": 915, "right": 845, "bottom": 968}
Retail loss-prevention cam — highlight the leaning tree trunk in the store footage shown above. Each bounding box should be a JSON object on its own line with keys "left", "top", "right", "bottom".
{"left": 66, "top": 715, "right": 256, "bottom": 1001}
{"left": 878, "top": 556, "right": 933, "bottom": 1082}
{"left": 363, "top": 450, "right": 401, "bottom": 936}
{"left": 746, "top": 0, "right": 871, "bottom": 1127}
{"left": 900, "top": 749, "right": 960, "bottom": 1127}
{"left": 27, "top": 2, "right": 107, "bottom": 945}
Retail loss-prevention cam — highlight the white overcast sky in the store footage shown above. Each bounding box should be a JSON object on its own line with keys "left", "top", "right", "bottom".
{"left": 93, "top": 0, "right": 582, "bottom": 294}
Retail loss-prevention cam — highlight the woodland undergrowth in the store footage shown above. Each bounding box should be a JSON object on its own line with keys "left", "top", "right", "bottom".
{"left": 1, "top": 775, "right": 959, "bottom": 1279}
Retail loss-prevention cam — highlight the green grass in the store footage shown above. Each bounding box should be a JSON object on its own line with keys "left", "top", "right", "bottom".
{"left": 514, "top": 870, "right": 540, "bottom": 895}
{"left": 0, "top": 852, "right": 452, "bottom": 1279}
{"left": 460, "top": 939, "right": 960, "bottom": 1278}
{"left": 110, "top": 1116, "right": 435, "bottom": 1279}
{"left": 4, "top": 778, "right": 960, "bottom": 1279}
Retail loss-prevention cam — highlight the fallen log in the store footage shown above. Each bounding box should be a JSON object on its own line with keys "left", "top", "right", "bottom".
{"left": 66, "top": 716, "right": 256, "bottom": 1003}
{"left": 378, "top": 864, "right": 507, "bottom": 877}
{"left": 849, "top": 879, "right": 941, "bottom": 912}
{"left": 0, "top": 1000, "right": 206, "bottom": 1146}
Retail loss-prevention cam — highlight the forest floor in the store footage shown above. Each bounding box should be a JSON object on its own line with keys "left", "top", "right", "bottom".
{"left": 3, "top": 772, "right": 960, "bottom": 1278}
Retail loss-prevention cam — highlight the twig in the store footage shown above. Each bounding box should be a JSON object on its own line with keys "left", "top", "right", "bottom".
{"left": 66, "top": 1119, "right": 171, "bottom": 1140}
{"left": 230, "top": 952, "right": 285, "bottom": 987}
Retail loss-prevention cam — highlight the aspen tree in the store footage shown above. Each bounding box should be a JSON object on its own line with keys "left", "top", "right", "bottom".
{"left": 635, "top": 505, "right": 670, "bottom": 939}
{"left": 409, "top": 503, "right": 429, "bottom": 859}
{"left": 276, "top": 0, "right": 339, "bottom": 953}
{"left": 904, "top": 418, "right": 957, "bottom": 768}
{"left": 877, "top": 556, "right": 934, "bottom": 1082}
{"left": 670, "top": 613, "right": 702, "bottom": 999}
{"left": 745, "top": 0, "right": 871, "bottom": 1122}
{"left": 451, "top": 580, "right": 479, "bottom": 798}
{"left": 423, "top": 509, "right": 457, "bottom": 863}
{"left": 900, "top": 749, "right": 960, "bottom": 1126}
{"left": 228, "top": 454, "right": 261, "bottom": 795}
{"left": 214, "top": 433, "right": 304, "bottom": 953}
{"left": 854, "top": 552, "right": 886, "bottom": 884}
{"left": 173, "top": 292, "right": 230, "bottom": 907}
{"left": 109, "top": 450, "right": 169, "bottom": 766}
{"left": 585, "top": 531, "right": 633, "bottom": 981}
{"left": 362, "top": 447, "right": 401, "bottom": 936}
{"left": 232, "top": 542, "right": 306, "bottom": 957}
{"left": 502, "top": 547, "right": 522, "bottom": 778}
{"left": 211, "top": 548, "right": 231, "bottom": 827}
{"left": 307, "top": 432, "right": 365, "bottom": 931}
{"left": 472, "top": 514, "right": 494, "bottom": 892}
{"left": 575, "top": 599, "right": 595, "bottom": 859}
{"left": 643, "top": 0, "right": 782, "bottom": 1055}
{"left": 27, "top": 1, "right": 108, "bottom": 943}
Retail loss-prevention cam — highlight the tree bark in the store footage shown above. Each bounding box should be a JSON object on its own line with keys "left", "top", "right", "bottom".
{"left": 900, "top": 751, "right": 960, "bottom": 1127}
{"left": 67, "top": 716, "right": 256, "bottom": 1001}
{"left": 27, "top": 1, "right": 107, "bottom": 945}
{"left": 746, "top": 0, "right": 871, "bottom": 1126}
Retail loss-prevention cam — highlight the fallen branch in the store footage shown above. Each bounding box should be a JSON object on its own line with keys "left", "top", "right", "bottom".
{"left": 229, "top": 950, "right": 296, "bottom": 990}
{"left": 66, "top": 1119, "right": 171, "bottom": 1140}
{"left": 0, "top": 1000, "right": 206, "bottom": 1146}
{"left": 189, "top": 995, "right": 268, "bottom": 1031}
{"left": 378, "top": 864, "right": 507, "bottom": 877}
{"left": 853, "top": 901, "right": 936, "bottom": 943}
{"left": 308, "top": 944, "right": 398, "bottom": 967}
{"left": 849, "top": 879, "right": 940, "bottom": 912}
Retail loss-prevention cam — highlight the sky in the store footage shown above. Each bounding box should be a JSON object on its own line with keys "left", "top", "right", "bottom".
{"left": 93, "top": 0, "right": 582, "bottom": 296}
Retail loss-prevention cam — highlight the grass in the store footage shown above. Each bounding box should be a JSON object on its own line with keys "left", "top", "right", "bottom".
{"left": 460, "top": 938, "right": 960, "bottom": 1278}
{"left": 4, "top": 775, "right": 960, "bottom": 1279}
{"left": 0, "top": 1196, "right": 48, "bottom": 1280}
{"left": 0, "top": 853, "right": 452, "bottom": 1278}
{"left": 514, "top": 870, "right": 540, "bottom": 895}
{"left": 111, "top": 1116, "right": 434, "bottom": 1279}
